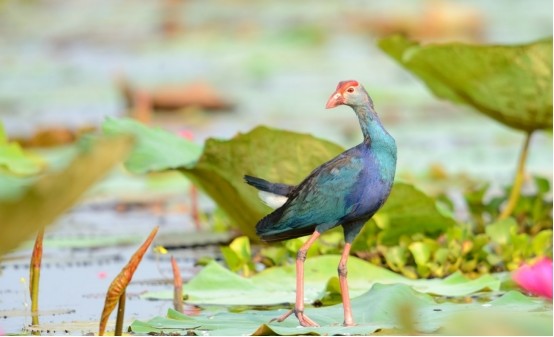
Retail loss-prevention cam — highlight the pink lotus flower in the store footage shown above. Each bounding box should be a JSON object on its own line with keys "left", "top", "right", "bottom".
{"left": 177, "top": 129, "right": 195, "bottom": 141}
{"left": 512, "top": 257, "right": 553, "bottom": 299}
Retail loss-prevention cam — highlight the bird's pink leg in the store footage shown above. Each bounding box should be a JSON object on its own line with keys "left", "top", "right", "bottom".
{"left": 338, "top": 243, "right": 355, "bottom": 326}
{"left": 271, "top": 231, "right": 321, "bottom": 327}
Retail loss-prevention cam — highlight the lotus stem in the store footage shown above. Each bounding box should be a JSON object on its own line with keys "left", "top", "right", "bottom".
{"left": 190, "top": 185, "right": 201, "bottom": 230}
{"left": 498, "top": 131, "right": 533, "bottom": 220}
{"left": 171, "top": 256, "right": 184, "bottom": 313}
{"left": 30, "top": 228, "right": 44, "bottom": 334}
{"left": 114, "top": 291, "right": 126, "bottom": 336}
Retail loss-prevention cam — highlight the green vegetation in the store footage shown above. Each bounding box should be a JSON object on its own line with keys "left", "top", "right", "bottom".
{"left": 378, "top": 36, "right": 553, "bottom": 220}
{"left": 102, "top": 117, "right": 552, "bottom": 280}
{"left": 378, "top": 36, "right": 552, "bottom": 132}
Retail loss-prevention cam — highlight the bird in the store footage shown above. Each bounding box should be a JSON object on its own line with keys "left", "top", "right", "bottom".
{"left": 244, "top": 80, "right": 397, "bottom": 327}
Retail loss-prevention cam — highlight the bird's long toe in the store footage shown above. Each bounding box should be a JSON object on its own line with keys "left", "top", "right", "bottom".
{"left": 269, "top": 309, "right": 320, "bottom": 327}
{"left": 297, "top": 312, "right": 319, "bottom": 327}
{"left": 270, "top": 309, "right": 294, "bottom": 323}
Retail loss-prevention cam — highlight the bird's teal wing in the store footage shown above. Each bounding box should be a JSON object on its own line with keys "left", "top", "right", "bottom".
{"left": 256, "top": 151, "right": 365, "bottom": 240}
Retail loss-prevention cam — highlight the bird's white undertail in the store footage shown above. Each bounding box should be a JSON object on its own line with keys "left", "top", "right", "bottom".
{"left": 258, "top": 191, "right": 288, "bottom": 209}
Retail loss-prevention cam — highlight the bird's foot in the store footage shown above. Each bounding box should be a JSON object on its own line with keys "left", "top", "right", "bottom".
{"left": 270, "top": 309, "right": 319, "bottom": 327}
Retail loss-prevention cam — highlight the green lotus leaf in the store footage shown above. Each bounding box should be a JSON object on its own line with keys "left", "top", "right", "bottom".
{"left": 379, "top": 35, "right": 553, "bottom": 132}
{"left": 102, "top": 117, "right": 202, "bottom": 173}
{"left": 142, "top": 256, "right": 500, "bottom": 305}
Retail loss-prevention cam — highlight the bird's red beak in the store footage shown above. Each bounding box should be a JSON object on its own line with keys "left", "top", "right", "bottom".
{"left": 325, "top": 91, "right": 343, "bottom": 109}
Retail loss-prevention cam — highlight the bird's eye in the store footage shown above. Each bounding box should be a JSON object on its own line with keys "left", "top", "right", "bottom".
{"left": 346, "top": 87, "right": 354, "bottom": 93}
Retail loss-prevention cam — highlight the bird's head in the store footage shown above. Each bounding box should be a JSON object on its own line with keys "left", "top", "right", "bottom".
{"left": 325, "top": 80, "right": 369, "bottom": 109}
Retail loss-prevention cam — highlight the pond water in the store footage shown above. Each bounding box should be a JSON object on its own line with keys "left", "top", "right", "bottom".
{"left": 0, "top": 0, "right": 552, "bottom": 334}
{"left": 0, "top": 189, "right": 228, "bottom": 334}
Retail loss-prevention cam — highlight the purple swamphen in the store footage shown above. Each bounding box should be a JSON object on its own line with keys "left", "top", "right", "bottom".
{"left": 244, "top": 80, "right": 397, "bottom": 327}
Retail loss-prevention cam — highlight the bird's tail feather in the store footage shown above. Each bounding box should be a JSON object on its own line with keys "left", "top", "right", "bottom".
{"left": 244, "top": 175, "right": 294, "bottom": 196}
{"left": 245, "top": 175, "right": 313, "bottom": 242}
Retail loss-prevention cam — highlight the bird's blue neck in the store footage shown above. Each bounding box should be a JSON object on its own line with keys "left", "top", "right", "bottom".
{"left": 353, "top": 103, "right": 397, "bottom": 181}
{"left": 352, "top": 104, "right": 390, "bottom": 146}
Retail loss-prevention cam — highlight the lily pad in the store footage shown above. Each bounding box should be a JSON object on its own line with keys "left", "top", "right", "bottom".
{"left": 143, "top": 256, "right": 500, "bottom": 305}
{"left": 378, "top": 35, "right": 553, "bottom": 132}
{"left": 132, "top": 283, "right": 551, "bottom": 336}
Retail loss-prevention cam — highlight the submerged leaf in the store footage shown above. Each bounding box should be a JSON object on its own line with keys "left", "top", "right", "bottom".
{"left": 379, "top": 35, "right": 553, "bottom": 132}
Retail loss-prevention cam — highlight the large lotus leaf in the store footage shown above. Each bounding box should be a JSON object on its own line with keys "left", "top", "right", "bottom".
{"left": 374, "top": 183, "right": 457, "bottom": 245}
{"left": 102, "top": 117, "right": 202, "bottom": 173}
{"left": 181, "top": 126, "right": 344, "bottom": 239}
{"left": 143, "top": 256, "right": 499, "bottom": 304}
{"left": 132, "top": 283, "right": 551, "bottom": 336}
{"left": 378, "top": 35, "right": 553, "bottom": 132}
{"left": 0, "top": 135, "right": 133, "bottom": 256}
